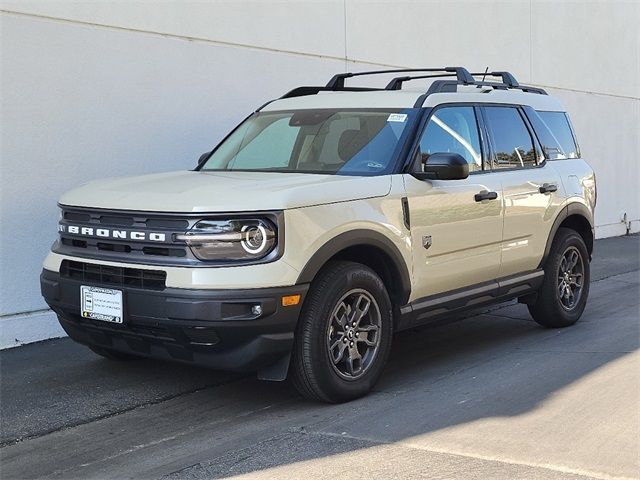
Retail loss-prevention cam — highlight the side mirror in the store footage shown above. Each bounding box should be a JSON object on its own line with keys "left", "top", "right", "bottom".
{"left": 413, "top": 152, "right": 469, "bottom": 180}
{"left": 197, "top": 151, "right": 211, "bottom": 167}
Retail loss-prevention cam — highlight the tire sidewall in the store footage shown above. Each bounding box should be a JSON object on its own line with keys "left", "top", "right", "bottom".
{"left": 300, "top": 263, "right": 393, "bottom": 402}
{"left": 545, "top": 229, "right": 591, "bottom": 324}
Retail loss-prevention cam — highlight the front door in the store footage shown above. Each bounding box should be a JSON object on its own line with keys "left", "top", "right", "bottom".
{"left": 404, "top": 105, "right": 503, "bottom": 301}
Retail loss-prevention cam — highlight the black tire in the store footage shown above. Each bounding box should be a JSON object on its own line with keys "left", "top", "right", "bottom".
{"left": 290, "top": 261, "right": 393, "bottom": 403}
{"left": 528, "top": 227, "right": 590, "bottom": 328}
{"left": 89, "top": 345, "right": 142, "bottom": 361}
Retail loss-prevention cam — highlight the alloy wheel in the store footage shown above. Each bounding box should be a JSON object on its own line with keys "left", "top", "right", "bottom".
{"left": 326, "top": 288, "right": 382, "bottom": 380}
{"left": 557, "top": 246, "right": 584, "bottom": 310}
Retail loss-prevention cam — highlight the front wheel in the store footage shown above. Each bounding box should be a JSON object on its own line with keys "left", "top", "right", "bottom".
{"left": 290, "top": 261, "right": 393, "bottom": 403}
{"left": 528, "top": 227, "right": 590, "bottom": 328}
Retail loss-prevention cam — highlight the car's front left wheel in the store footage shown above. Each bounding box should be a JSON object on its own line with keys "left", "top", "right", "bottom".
{"left": 290, "top": 261, "right": 393, "bottom": 403}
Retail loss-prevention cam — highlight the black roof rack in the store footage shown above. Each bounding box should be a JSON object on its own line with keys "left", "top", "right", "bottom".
{"left": 469, "top": 71, "right": 519, "bottom": 87}
{"left": 386, "top": 71, "right": 520, "bottom": 90}
{"left": 325, "top": 67, "right": 475, "bottom": 90}
{"left": 269, "top": 67, "right": 546, "bottom": 108}
{"left": 386, "top": 73, "right": 457, "bottom": 90}
{"left": 385, "top": 70, "right": 546, "bottom": 96}
{"left": 280, "top": 85, "right": 385, "bottom": 100}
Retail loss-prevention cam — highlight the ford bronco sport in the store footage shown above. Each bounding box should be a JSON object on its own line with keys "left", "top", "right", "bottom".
{"left": 41, "top": 68, "right": 596, "bottom": 402}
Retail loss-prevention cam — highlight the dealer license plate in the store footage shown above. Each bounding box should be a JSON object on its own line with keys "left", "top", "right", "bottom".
{"left": 80, "top": 286, "right": 123, "bottom": 323}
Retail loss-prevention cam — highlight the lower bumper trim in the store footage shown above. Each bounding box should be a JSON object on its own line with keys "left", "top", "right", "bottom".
{"left": 41, "top": 269, "right": 308, "bottom": 372}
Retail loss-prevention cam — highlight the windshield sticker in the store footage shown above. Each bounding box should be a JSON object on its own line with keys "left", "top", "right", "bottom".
{"left": 387, "top": 113, "right": 407, "bottom": 123}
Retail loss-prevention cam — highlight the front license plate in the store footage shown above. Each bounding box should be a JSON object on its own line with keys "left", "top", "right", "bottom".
{"left": 80, "top": 286, "right": 123, "bottom": 323}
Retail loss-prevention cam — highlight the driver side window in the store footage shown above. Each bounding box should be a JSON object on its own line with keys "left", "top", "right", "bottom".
{"left": 419, "top": 106, "right": 483, "bottom": 172}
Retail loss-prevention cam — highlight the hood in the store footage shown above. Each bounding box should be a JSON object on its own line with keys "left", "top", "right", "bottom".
{"left": 59, "top": 170, "right": 392, "bottom": 213}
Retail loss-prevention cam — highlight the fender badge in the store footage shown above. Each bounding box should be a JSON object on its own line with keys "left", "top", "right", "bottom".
{"left": 422, "top": 235, "right": 432, "bottom": 250}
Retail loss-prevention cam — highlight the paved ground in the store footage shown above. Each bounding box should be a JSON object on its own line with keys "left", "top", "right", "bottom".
{"left": 1, "top": 235, "right": 639, "bottom": 480}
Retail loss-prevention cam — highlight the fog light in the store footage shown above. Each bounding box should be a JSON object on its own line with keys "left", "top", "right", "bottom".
{"left": 251, "top": 305, "right": 262, "bottom": 316}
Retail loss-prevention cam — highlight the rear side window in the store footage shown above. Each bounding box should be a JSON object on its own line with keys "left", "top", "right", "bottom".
{"left": 484, "top": 107, "right": 537, "bottom": 169}
{"left": 537, "top": 111, "right": 579, "bottom": 158}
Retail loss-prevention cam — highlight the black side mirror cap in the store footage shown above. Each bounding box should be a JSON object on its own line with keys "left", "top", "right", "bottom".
{"left": 412, "top": 152, "right": 469, "bottom": 180}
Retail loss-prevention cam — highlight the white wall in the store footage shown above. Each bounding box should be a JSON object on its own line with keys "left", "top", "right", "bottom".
{"left": 1, "top": 1, "right": 638, "bottom": 347}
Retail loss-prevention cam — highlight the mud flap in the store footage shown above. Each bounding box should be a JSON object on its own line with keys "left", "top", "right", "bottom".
{"left": 257, "top": 353, "right": 291, "bottom": 381}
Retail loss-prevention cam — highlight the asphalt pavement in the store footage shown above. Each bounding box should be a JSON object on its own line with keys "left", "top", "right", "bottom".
{"left": 1, "top": 234, "right": 638, "bottom": 479}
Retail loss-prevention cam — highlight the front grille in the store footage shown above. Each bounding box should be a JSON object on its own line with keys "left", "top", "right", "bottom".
{"left": 62, "top": 210, "right": 189, "bottom": 230}
{"left": 56, "top": 206, "right": 196, "bottom": 266}
{"left": 60, "top": 260, "right": 167, "bottom": 291}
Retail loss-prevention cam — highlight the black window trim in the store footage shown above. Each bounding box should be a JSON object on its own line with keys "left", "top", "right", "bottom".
{"left": 404, "top": 102, "right": 492, "bottom": 176}
{"left": 479, "top": 103, "right": 547, "bottom": 173}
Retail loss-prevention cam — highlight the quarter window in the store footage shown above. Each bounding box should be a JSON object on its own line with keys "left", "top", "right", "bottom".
{"left": 485, "top": 107, "right": 537, "bottom": 169}
{"left": 419, "top": 106, "right": 483, "bottom": 172}
{"left": 537, "top": 111, "right": 579, "bottom": 159}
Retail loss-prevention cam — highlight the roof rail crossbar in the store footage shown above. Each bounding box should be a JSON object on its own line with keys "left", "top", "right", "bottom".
{"left": 326, "top": 67, "right": 474, "bottom": 90}
{"left": 469, "top": 71, "right": 519, "bottom": 87}
{"left": 387, "top": 70, "right": 521, "bottom": 91}
{"left": 469, "top": 81, "right": 547, "bottom": 95}
{"left": 386, "top": 73, "right": 457, "bottom": 90}
{"left": 413, "top": 79, "right": 547, "bottom": 108}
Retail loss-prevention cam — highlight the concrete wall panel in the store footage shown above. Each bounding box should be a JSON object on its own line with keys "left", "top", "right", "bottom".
{"left": 550, "top": 88, "right": 640, "bottom": 237}
{"left": 2, "top": 0, "right": 347, "bottom": 58}
{"left": 0, "top": 2, "right": 638, "bottom": 346}
{"left": 345, "top": 0, "right": 532, "bottom": 79}
{"left": 531, "top": 0, "right": 639, "bottom": 98}
{"left": 0, "top": 13, "right": 345, "bottom": 320}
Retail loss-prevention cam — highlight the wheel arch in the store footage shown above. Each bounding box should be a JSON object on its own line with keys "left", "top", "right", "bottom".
{"left": 541, "top": 203, "right": 594, "bottom": 267}
{"left": 296, "top": 230, "right": 412, "bottom": 309}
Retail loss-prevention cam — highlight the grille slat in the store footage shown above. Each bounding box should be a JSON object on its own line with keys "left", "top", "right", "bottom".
{"left": 60, "top": 260, "right": 167, "bottom": 291}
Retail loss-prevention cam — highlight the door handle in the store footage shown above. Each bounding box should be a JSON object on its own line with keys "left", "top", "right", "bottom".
{"left": 474, "top": 190, "right": 498, "bottom": 202}
{"left": 539, "top": 183, "right": 558, "bottom": 194}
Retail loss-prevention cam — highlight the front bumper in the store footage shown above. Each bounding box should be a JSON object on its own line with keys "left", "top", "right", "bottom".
{"left": 40, "top": 269, "right": 308, "bottom": 373}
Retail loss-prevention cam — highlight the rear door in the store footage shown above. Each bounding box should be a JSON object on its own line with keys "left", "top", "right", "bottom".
{"left": 481, "top": 105, "right": 565, "bottom": 277}
{"left": 403, "top": 105, "right": 504, "bottom": 300}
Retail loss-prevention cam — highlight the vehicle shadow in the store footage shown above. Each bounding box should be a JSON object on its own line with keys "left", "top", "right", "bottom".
{"left": 161, "top": 271, "right": 639, "bottom": 479}
{"left": 1, "top": 268, "right": 638, "bottom": 479}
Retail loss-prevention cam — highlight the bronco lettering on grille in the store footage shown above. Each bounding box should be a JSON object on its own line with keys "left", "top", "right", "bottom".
{"left": 59, "top": 224, "right": 166, "bottom": 242}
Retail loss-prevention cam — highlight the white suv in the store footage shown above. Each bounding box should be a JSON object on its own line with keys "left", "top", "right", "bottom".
{"left": 41, "top": 68, "right": 596, "bottom": 402}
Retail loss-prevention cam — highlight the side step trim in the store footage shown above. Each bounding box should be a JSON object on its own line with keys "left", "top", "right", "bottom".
{"left": 397, "top": 269, "right": 544, "bottom": 330}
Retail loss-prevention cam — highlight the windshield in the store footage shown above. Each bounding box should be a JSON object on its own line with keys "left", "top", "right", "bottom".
{"left": 200, "top": 108, "right": 418, "bottom": 175}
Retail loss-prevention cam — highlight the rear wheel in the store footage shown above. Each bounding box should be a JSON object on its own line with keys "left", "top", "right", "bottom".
{"left": 290, "top": 261, "right": 393, "bottom": 403}
{"left": 89, "top": 345, "right": 142, "bottom": 361}
{"left": 528, "top": 227, "right": 590, "bottom": 328}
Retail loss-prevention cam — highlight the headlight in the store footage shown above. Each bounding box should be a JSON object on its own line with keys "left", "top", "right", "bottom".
{"left": 175, "top": 219, "right": 277, "bottom": 261}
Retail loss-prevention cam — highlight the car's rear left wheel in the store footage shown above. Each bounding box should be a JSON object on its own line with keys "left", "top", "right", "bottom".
{"left": 528, "top": 227, "right": 590, "bottom": 328}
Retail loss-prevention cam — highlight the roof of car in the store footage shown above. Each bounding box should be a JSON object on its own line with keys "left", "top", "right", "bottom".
{"left": 260, "top": 68, "right": 566, "bottom": 113}
{"left": 262, "top": 87, "right": 565, "bottom": 112}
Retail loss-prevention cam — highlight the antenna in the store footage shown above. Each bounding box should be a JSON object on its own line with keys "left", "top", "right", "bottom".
{"left": 482, "top": 67, "right": 489, "bottom": 83}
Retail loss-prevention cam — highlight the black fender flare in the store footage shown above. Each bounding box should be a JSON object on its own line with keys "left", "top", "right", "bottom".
{"left": 540, "top": 202, "right": 594, "bottom": 267}
{"left": 296, "top": 229, "right": 412, "bottom": 305}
